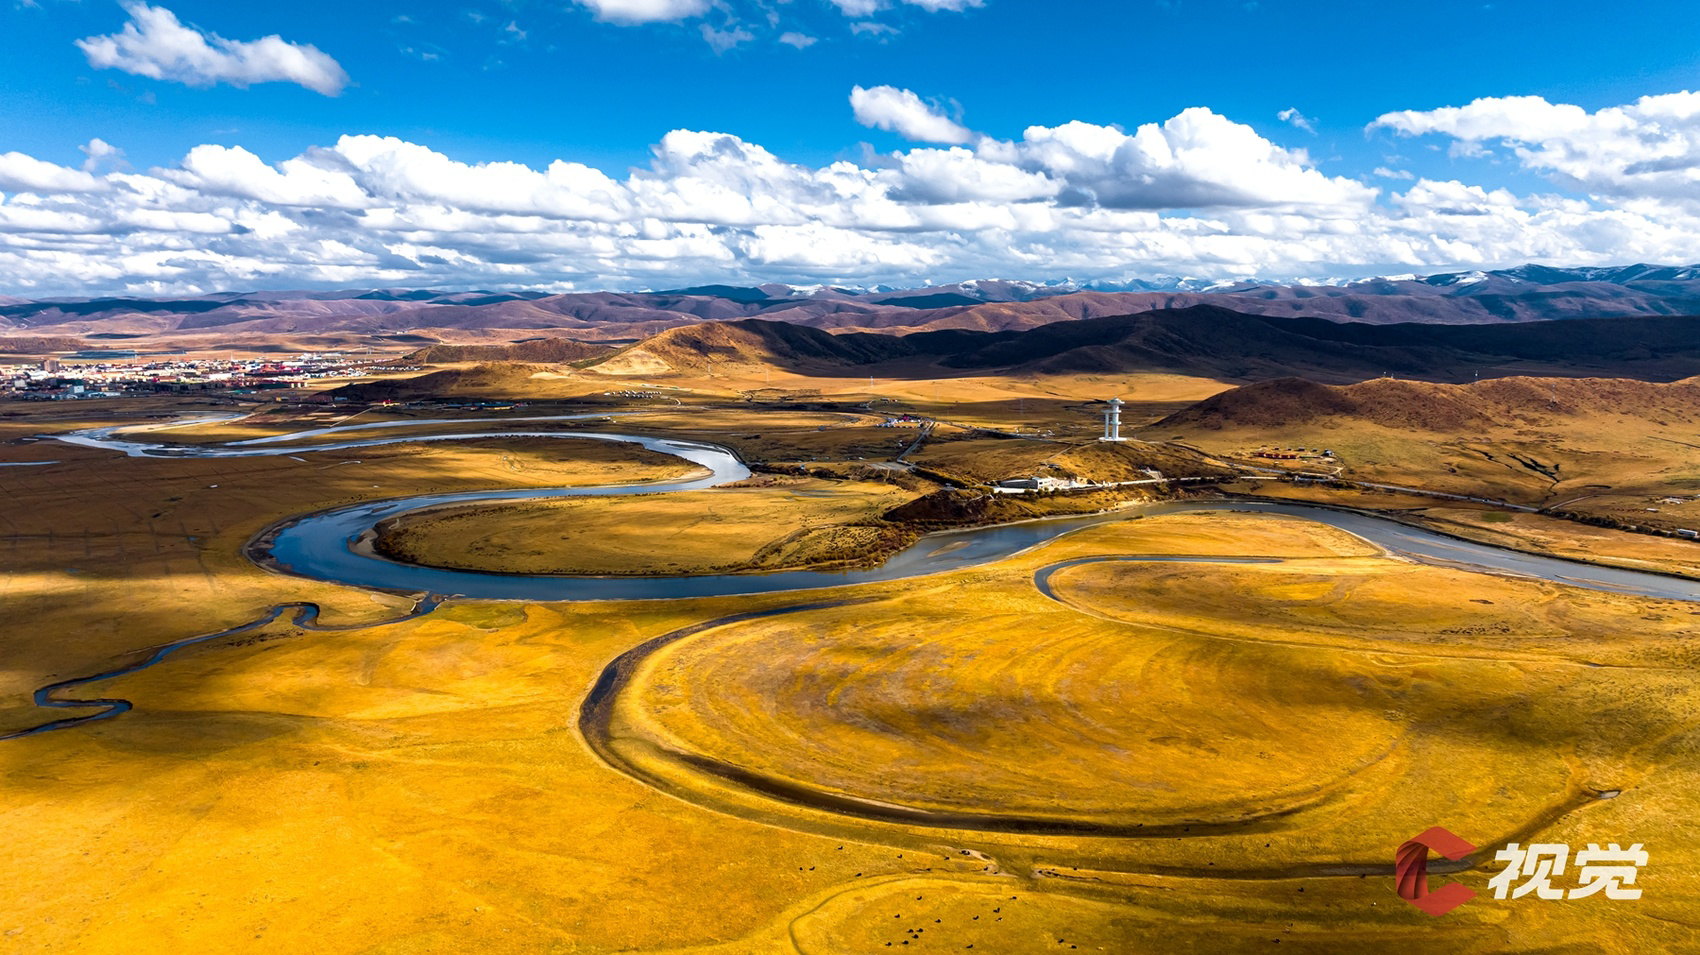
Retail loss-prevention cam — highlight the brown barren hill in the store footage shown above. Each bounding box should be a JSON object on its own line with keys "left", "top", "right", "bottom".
{"left": 589, "top": 319, "right": 911, "bottom": 376}
{"left": 936, "top": 305, "right": 1460, "bottom": 380}
{"left": 406, "top": 338, "right": 615, "bottom": 364}
{"left": 1157, "top": 375, "right": 1700, "bottom": 433}
{"left": 331, "top": 362, "right": 582, "bottom": 401}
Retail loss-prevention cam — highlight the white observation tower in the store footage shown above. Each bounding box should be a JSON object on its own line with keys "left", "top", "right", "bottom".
{"left": 1100, "top": 398, "right": 1127, "bottom": 442}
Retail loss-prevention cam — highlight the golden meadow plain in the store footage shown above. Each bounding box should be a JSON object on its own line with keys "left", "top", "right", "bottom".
{"left": 3, "top": 389, "right": 1699, "bottom": 955}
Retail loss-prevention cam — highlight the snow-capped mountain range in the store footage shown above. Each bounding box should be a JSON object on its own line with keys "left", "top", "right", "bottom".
{"left": 4, "top": 265, "right": 1699, "bottom": 344}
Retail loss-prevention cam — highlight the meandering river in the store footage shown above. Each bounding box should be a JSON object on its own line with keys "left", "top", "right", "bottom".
{"left": 56, "top": 415, "right": 1700, "bottom": 603}
{"left": 14, "top": 412, "right": 1684, "bottom": 868}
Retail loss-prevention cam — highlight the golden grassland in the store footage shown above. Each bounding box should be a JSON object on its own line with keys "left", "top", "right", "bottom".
{"left": 610, "top": 515, "right": 1700, "bottom": 953}
{"left": 4, "top": 394, "right": 1700, "bottom": 954}
{"left": 620, "top": 517, "right": 1391, "bottom": 822}
{"left": 584, "top": 362, "right": 1226, "bottom": 412}
{"left": 905, "top": 428, "right": 1229, "bottom": 486}
{"left": 376, "top": 477, "right": 917, "bottom": 575}
{"left": 350, "top": 360, "right": 1228, "bottom": 439}
{"left": 585, "top": 407, "right": 924, "bottom": 466}
{"left": 1156, "top": 389, "right": 1700, "bottom": 530}
{"left": 3, "top": 505, "right": 1696, "bottom": 953}
{"left": 1409, "top": 505, "right": 1700, "bottom": 577}
{"left": 1223, "top": 480, "right": 1700, "bottom": 580}
{"left": 827, "top": 370, "right": 1229, "bottom": 436}
{"left": 0, "top": 596, "right": 944, "bottom": 955}
{"left": 0, "top": 414, "right": 690, "bottom": 733}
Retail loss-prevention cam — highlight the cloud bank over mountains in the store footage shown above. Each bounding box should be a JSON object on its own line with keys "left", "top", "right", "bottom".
{"left": 2, "top": 86, "right": 1700, "bottom": 296}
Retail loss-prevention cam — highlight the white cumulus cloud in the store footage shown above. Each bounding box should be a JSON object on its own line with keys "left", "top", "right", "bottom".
{"left": 572, "top": 0, "right": 712, "bottom": 24}
{"left": 1008, "top": 109, "right": 1376, "bottom": 210}
{"left": 1372, "top": 91, "right": 1700, "bottom": 205}
{"left": 165, "top": 144, "right": 370, "bottom": 209}
{"left": 0, "top": 153, "right": 107, "bottom": 194}
{"left": 4, "top": 92, "right": 1700, "bottom": 296}
{"left": 700, "top": 23, "right": 754, "bottom": 53}
{"left": 1277, "top": 107, "right": 1316, "bottom": 134}
{"left": 76, "top": 3, "right": 349, "bottom": 96}
{"left": 851, "top": 85, "right": 973, "bottom": 145}
{"left": 79, "top": 138, "right": 125, "bottom": 173}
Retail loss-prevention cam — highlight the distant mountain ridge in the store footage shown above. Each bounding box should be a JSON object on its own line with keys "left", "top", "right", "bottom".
{"left": 5, "top": 264, "right": 1700, "bottom": 346}
{"left": 384, "top": 308, "right": 1700, "bottom": 386}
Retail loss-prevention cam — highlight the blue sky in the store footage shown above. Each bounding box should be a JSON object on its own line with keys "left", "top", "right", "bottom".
{"left": 2, "top": 0, "right": 1699, "bottom": 294}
